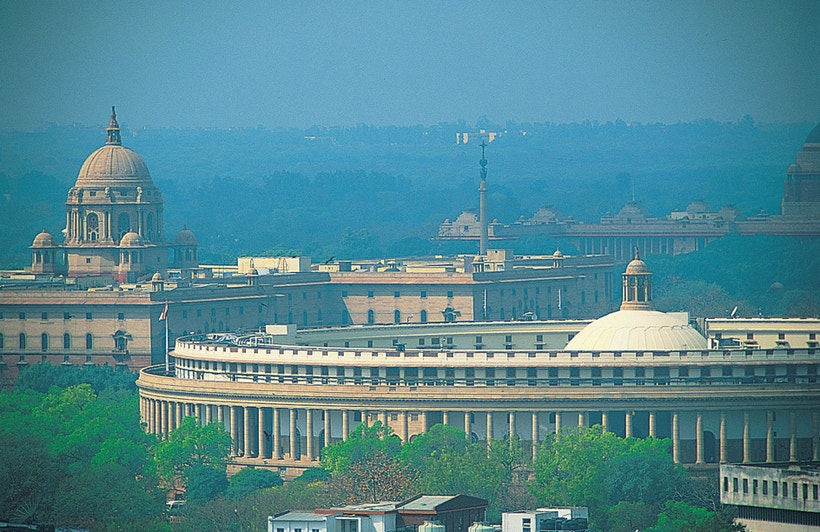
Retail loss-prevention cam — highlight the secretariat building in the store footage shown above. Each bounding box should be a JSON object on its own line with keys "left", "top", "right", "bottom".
{"left": 137, "top": 255, "right": 820, "bottom": 478}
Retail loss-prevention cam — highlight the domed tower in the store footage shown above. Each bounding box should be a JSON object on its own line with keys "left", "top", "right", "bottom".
{"left": 63, "top": 108, "right": 168, "bottom": 278}
{"left": 30, "top": 229, "right": 66, "bottom": 275}
{"left": 782, "top": 123, "right": 820, "bottom": 218}
{"left": 172, "top": 226, "right": 199, "bottom": 270}
{"left": 620, "top": 250, "right": 653, "bottom": 310}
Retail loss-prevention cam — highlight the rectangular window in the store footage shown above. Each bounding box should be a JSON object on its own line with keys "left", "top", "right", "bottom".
{"left": 418, "top": 338, "right": 425, "bottom": 346}
{"left": 485, "top": 368, "right": 495, "bottom": 386}
{"left": 19, "top": 312, "right": 25, "bottom": 320}
{"left": 41, "top": 312, "right": 48, "bottom": 320}
{"left": 773, "top": 481, "right": 778, "bottom": 496}
{"left": 447, "top": 290, "right": 453, "bottom": 298}
{"left": 762, "top": 480, "right": 768, "bottom": 495}
{"left": 420, "top": 290, "right": 427, "bottom": 298}
{"left": 733, "top": 478, "right": 738, "bottom": 492}
{"left": 86, "top": 312, "right": 92, "bottom": 320}
{"left": 118, "top": 312, "right": 125, "bottom": 320}
{"left": 394, "top": 291, "right": 400, "bottom": 298}
{"left": 342, "top": 290, "right": 348, "bottom": 298}
{"left": 367, "top": 290, "right": 374, "bottom": 298}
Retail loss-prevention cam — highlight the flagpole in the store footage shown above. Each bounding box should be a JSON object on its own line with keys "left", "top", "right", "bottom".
{"left": 164, "top": 302, "right": 170, "bottom": 374}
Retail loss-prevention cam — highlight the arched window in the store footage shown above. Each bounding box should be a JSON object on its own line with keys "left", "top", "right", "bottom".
{"left": 86, "top": 213, "right": 99, "bottom": 241}
{"left": 146, "top": 213, "right": 154, "bottom": 240}
{"left": 367, "top": 310, "right": 375, "bottom": 325}
{"left": 118, "top": 213, "right": 131, "bottom": 239}
{"left": 63, "top": 333, "right": 71, "bottom": 349}
{"left": 0, "top": 333, "right": 4, "bottom": 349}
{"left": 41, "top": 333, "right": 48, "bottom": 352}
{"left": 85, "top": 333, "right": 93, "bottom": 350}
{"left": 19, "top": 333, "right": 26, "bottom": 350}
{"left": 420, "top": 310, "right": 427, "bottom": 323}
{"left": 394, "top": 310, "right": 401, "bottom": 324}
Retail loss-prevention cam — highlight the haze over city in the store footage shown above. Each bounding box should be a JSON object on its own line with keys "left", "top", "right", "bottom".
{"left": 1, "top": 0, "right": 817, "bottom": 130}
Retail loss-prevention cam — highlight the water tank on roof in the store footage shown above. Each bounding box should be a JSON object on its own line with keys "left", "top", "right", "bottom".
{"left": 469, "top": 522, "right": 495, "bottom": 532}
{"left": 418, "top": 520, "right": 445, "bottom": 532}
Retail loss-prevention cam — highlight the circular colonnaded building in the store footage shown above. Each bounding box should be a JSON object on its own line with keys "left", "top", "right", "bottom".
{"left": 137, "top": 255, "right": 820, "bottom": 478}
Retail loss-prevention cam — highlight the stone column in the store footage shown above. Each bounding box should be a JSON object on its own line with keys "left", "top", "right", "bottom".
{"left": 532, "top": 412, "right": 539, "bottom": 459}
{"left": 244, "top": 407, "right": 253, "bottom": 458}
{"left": 720, "top": 412, "right": 728, "bottom": 463}
{"left": 342, "top": 410, "right": 349, "bottom": 441}
{"left": 578, "top": 411, "right": 586, "bottom": 428}
{"left": 324, "top": 410, "right": 332, "bottom": 449}
{"left": 602, "top": 411, "right": 609, "bottom": 433}
{"left": 161, "top": 401, "right": 169, "bottom": 438}
{"left": 217, "top": 404, "right": 224, "bottom": 429}
{"left": 813, "top": 411, "right": 820, "bottom": 462}
{"left": 421, "top": 411, "right": 429, "bottom": 433}
{"left": 696, "top": 412, "right": 704, "bottom": 464}
{"left": 401, "top": 411, "right": 409, "bottom": 442}
{"left": 649, "top": 411, "right": 657, "bottom": 438}
{"left": 361, "top": 410, "right": 368, "bottom": 427}
{"left": 790, "top": 411, "right": 797, "bottom": 462}
{"left": 555, "top": 412, "right": 562, "bottom": 435}
{"left": 306, "top": 409, "right": 314, "bottom": 461}
{"left": 205, "top": 404, "right": 213, "bottom": 425}
{"left": 289, "top": 408, "right": 297, "bottom": 459}
{"left": 273, "top": 408, "right": 281, "bottom": 459}
{"left": 672, "top": 412, "right": 680, "bottom": 464}
{"left": 766, "top": 411, "right": 775, "bottom": 463}
{"left": 486, "top": 412, "right": 493, "bottom": 444}
{"left": 175, "top": 402, "right": 183, "bottom": 430}
{"left": 625, "top": 411, "right": 634, "bottom": 438}
{"left": 230, "top": 406, "right": 239, "bottom": 456}
{"left": 380, "top": 411, "right": 388, "bottom": 427}
{"left": 258, "top": 407, "right": 267, "bottom": 459}
{"left": 742, "top": 411, "right": 751, "bottom": 463}
{"left": 465, "top": 412, "right": 472, "bottom": 440}
{"left": 509, "top": 412, "right": 516, "bottom": 447}
{"left": 442, "top": 410, "right": 449, "bottom": 426}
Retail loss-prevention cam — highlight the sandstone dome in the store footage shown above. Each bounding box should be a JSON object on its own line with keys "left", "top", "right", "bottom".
{"left": 31, "top": 229, "right": 57, "bottom": 248}
{"left": 174, "top": 227, "right": 198, "bottom": 246}
{"left": 565, "top": 309, "right": 708, "bottom": 351}
{"left": 119, "top": 231, "right": 144, "bottom": 247}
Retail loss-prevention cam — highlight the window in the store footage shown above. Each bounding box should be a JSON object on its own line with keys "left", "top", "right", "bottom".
{"left": 118, "top": 312, "right": 125, "bottom": 320}
{"left": 394, "top": 310, "right": 401, "bottom": 324}
{"left": 41, "top": 333, "right": 48, "bottom": 352}
{"left": 19, "top": 333, "right": 26, "bottom": 350}
{"left": 86, "top": 333, "right": 93, "bottom": 350}
{"left": 62, "top": 333, "right": 70, "bottom": 349}
{"left": 762, "top": 480, "right": 768, "bottom": 495}
{"left": 342, "top": 290, "right": 348, "bottom": 298}
{"left": 0, "top": 333, "right": 3, "bottom": 349}
{"left": 367, "top": 310, "right": 375, "bottom": 324}
{"left": 733, "top": 478, "right": 738, "bottom": 492}
{"left": 394, "top": 291, "right": 400, "bottom": 298}
{"left": 420, "top": 290, "right": 427, "bottom": 298}
{"left": 86, "top": 312, "right": 92, "bottom": 320}
{"left": 19, "top": 312, "right": 25, "bottom": 320}
{"left": 447, "top": 290, "right": 453, "bottom": 298}
{"left": 420, "top": 309, "right": 427, "bottom": 323}
{"left": 723, "top": 477, "right": 729, "bottom": 492}
{"left": 367, "top": 290, "right": 374, "bottom": 298}
{"left": 63, "top": 312, "right": 70, "bottom": 320}
{"left": 773, "top": 481, "right": 778, "bottom": 496}
{"left": 41, "top": 312, "right": 48, "bottom": 320}
{"left": 746, "top": 333, "right": 754, "bottom": 340}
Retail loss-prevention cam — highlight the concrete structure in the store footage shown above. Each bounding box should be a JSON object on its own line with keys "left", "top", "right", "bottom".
{"left": 502, "top": 508, "right": 588, "bottom": 532}
{"left": 721, "top": 464, "right": 820, "bottom": 531}
{"left": 437, "top": 124, "right": 820, "bottom": 259}
{"left": 269, "top": 511, "right": 342, "bottom": 532}
{"left": 137, "top": 259, "right": 820, "bottom": 479}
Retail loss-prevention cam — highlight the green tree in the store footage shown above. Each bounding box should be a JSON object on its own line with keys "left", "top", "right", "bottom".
{"left": 186, "top": 465, "right": 229, "bottom": 505}
{"left": 227, "top": 467, "right": 283, "bottom": 499}
{"left": 646, "top": 500, "right": 744, "bottom": 532}
{"left": 320, "top": 421, "right": 401, "bottom": 475}
{"left": 154, "top": 416, "right": 232, "bottom": 491}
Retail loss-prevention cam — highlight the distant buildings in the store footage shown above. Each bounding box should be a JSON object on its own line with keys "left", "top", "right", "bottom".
{"left": 438, "top": 124, "right": 820, "bottom": 260}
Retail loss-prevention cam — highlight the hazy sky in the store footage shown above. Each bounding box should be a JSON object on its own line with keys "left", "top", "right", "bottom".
{"left": 1, "top": 1, "right": 817, "bottom": 129}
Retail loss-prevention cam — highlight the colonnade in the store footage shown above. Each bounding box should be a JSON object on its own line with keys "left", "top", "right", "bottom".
{"left": 140, "top": 397, "right": 820, "bottom": 467}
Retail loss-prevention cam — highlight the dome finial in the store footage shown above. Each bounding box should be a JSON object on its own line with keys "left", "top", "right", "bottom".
{"left": 634, "top": 247, "right": 640, "bottom": 260}
{"left": 106, "top": 106, "right": 121, "bottom": 146}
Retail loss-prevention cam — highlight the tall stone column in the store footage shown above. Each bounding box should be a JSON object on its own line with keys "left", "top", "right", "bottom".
{"left": 230, "top": 406, "right": 239, "bottom": 457}
{"left": 720, "top": 412, "right": 728, "bottom": 463}
{"left": 421, "top": 411, "right": 429, "bottom": 433}
{"left": 601, "top": 411, "right": 609, "bottom": 433}
{"left": 672, "top": 412, "right": 680, "bottom": 464}
{"left": 649, "top": 411, "right": 657, "bottom": 438}
{"left": 509, "top": 412, "right": 516, "bottom": 447}
{"left": 361, "top": 410, "right": 368, "bottom": 427}
{"left": 578, "top": 411, "right": 586, "bottom": 428}
{"left": 532, "top": 412, "right": 539, "bottom": 459}
{"left": 742, "top": 411, "right": 751, "bottom": 463}
{"left": 258, "top": 407, "right": 267, "bottom": 459}
{"left": 625, "top": 411, "right": 634, "bottom": 438}
{"left": 195, "top": 403, "right": 202, "bottom": 425}
{"left": 324, "top": 410, "right": 332, "bottom": 449}
{"left": 217, "top": 404, "right": 224, "bottom": 429}
{"left": 790, "top": 411, "right": 797, "bottom": 462}
{"left": 273, "top": 408, "right": 281, "bottom": 459}
{"left": 465, "top": 412, "right": 472, "bottom": 440}
{"left": 289, "top": 408, "right": 297, "bottom": 459}
{"left": 244, "top": 407, "right": 253, "bottom": 458}
{"left": 400, "top": 411, "right": 409, "bottom": 442}
{"left": 766, "top": 411, "right": 775, "bottom": 463}
{"left": 175, "top": 403, "right": 183, "bottom": 430}
{"left": 306, "top": 409, "right": 314, "bottom": 461}
{"left": 380, "top": 411, "right": 388, "bottom": 427}
{"left": 696, "top": 412, "right": 704, "bottom": 464}
{"left": 342, "top": 410, "right": 349, "bottom": 441}
{"left": 555, "top": 412, "right": 562, "bottom": 435}
{"left": 205, "top": 404, "right": 213, "bottom": 425}
{"left": 486, "top": 412, "right": 493, "bottom": 445}
{"left": 161, "top": 401, "right": 169, "bottom": 438}
{"left": 442, "top": 411, "right": 449, "bottom": 426}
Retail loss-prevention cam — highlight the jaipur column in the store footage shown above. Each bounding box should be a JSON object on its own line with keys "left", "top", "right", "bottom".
{"left": 400, "top": 411, "right": 408, "bottom": 443}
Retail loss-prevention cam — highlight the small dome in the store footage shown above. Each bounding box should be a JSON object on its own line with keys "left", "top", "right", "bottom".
{"left": 119, "top": 231, "right": 144, "bottom": 247}
{"left": 151, "top": 271, "right": 163, "bottom": 282}
{"left": 625, "top": 255, "right": 649, "bottom": 274}
{"left": 787, "top": 163, "right": 802, "bottom": 173}
{"left": 32, "top": 229, "right": 57, "bottom": 248}
{"left": 174, "top": 227, "right": 198, "bottom": 246}
{"left": 565, "top": 309, "right": 708, "bottom": 351}
{"left": 552, "top": 249, "right": 564, "bottom": 258}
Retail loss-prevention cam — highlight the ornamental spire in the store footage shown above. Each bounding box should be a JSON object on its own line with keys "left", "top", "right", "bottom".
{"left": 106, "top": 106, "right": 121, "bottom": 145}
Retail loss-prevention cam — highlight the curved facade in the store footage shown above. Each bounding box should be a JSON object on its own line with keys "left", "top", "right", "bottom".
{"left": 138, "top": 324, "right": 819, "bottom": 478}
